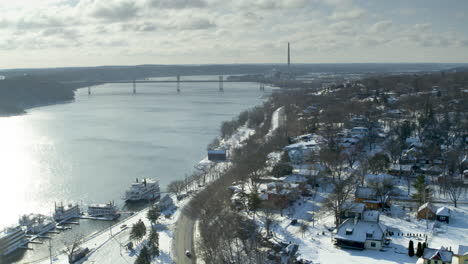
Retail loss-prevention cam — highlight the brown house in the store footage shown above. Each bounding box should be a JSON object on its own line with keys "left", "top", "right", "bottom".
{"left": 417, "top": 203, "right": 436, "bottom": 220}
{"left": 355, "top": 187, "right": 381, "bottom": 210}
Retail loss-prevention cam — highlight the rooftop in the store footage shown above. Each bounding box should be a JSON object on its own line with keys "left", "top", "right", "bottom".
{"left": 436, "top": 207, "right": 450, "bottom": 217}
{"left": 422, "top": 247, "right": 453, "bottom": 262}
{"left": 335, "top": 218, "right": 386, "bottom": 243}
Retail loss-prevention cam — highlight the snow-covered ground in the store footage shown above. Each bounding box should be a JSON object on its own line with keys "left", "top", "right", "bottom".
{"left": 36, "top": 196, "right": 189, "bottom": 264}
{"left": 266, "top": 106, "right": 284, "bottom": 138}
{"left": 251, "top": 186, "right": 468, "bottom": 264}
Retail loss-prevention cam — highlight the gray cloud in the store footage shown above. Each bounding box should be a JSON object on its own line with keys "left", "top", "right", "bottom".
{"left": 147, "top": 0, "right": 207, "bottom": 9}
{"left": 41, "top": 28, "right": 81, "bottom": 40}
{"left": 369, "top": 20, "right": 392, "bottom": 34}
{"left": 121, "top": 22, "right": 158, "bottom": 32}
{"left": 162, "top": 18, "right": 216, "bottom": 30}
{"left": 91, "top": 1, "right": 139, "bottom": 22}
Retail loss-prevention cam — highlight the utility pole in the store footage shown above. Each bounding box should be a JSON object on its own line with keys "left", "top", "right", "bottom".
{"left": 49, "top": 239, "right": 53, "bottom": 264}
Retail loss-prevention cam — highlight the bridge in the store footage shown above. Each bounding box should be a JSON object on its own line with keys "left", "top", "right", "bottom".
{"left": 86, "top": 75, "right": 266, "bottom": 95}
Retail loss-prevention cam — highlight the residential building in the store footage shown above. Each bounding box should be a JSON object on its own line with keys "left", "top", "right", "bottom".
{"left": 355, "top": 187, "right": 381, "bottom": 210}
{"left": 417, "top": 203, "right": 436, "bottom": 220}
{"left": 421, "top": 247, "right": 453, "bottom": 264}
{"left": 436, "top": 207, "right": 450, "bottom": 224}
{"left": 457, "top": 245, "right": 468, "bottom": 264}
{"left": 333, "top": 211, "right": 387, "bottom": 250}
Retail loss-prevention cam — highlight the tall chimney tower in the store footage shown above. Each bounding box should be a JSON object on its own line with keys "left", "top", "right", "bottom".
{"left": 287, "top": 42, "right": 290, "bottom": 69}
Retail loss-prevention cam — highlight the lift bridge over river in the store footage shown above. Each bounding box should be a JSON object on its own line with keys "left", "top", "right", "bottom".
{"left": 86, "top": 75, "right": 267, "bottom": 95}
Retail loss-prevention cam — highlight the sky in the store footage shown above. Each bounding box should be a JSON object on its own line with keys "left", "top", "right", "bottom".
{"left": 0, "top": 0, "right": 468, "bottom": 68}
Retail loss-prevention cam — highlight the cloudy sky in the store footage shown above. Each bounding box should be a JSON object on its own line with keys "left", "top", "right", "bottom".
{"left": 0, "top": 0, "right": 467, "bottom": 68}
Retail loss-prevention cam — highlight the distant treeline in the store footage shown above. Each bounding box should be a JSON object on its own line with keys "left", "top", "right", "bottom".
{"left": 0, "top": 76, "right": 82, "bottom": 115}
{"left": 1, "top": 63, "right": 462, "bottom": 82}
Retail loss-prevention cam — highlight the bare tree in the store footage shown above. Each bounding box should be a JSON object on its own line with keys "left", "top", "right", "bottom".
{"left": 299, "top": 221, "right": 310, "bottom": 238}
{"left": 367, "top": 178, "right": 396, "bottom": 208}
{"left": 322, "top": 177, "right": 356, "bottom": 227}
{"left": 440, "top": 177, "right": 466, "bottom": 208}
{"left": 166, "top": 180, "right": 185, "bottom": 196}
{"left": 63, "top": 234, "right": 84, "bottom": 263}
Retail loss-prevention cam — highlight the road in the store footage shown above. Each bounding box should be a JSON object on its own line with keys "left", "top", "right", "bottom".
{"left": 173, "top": 207, "right": 197, "bottom": 264}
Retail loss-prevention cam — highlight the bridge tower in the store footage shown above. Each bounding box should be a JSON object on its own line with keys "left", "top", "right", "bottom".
{"left": 219, "top": 75, "right": 224, "bottom": 92}
{"left": 177, "top": 75, "right": 181, "bottom": 93}
{"left": 133, "top": 80, "right": 136, "bottom": 94}
{"left": 88, "top": 86, "right": 91, "bottom": 95}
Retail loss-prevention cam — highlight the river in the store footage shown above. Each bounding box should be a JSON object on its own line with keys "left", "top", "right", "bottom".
{"left": 0, "top": 76, "right": 270, "bottom": 263}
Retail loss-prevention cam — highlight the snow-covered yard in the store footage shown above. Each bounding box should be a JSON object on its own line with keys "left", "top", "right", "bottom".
{"left": 250, "top": 186, "right": 468, "bottom": 264}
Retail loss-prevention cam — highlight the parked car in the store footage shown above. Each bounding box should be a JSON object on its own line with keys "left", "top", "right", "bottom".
{"left": 290, "top": 219, "right": 298, "bottom": 225}
{"left": 185, "top": 250, "right": 191, "bottom": 257}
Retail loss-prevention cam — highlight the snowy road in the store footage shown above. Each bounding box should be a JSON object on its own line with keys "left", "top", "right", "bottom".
{"left": 172, "top": 208, "right": 196, "bottom": 264}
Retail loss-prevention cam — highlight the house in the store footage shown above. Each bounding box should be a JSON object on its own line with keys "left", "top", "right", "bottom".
{"left": 364, "top": 173, "right": 396, "bottom": 186}
{"left": 350, "top": 127, "right": 369, "bottom": 138}
{"left": 456, "top": 245, "right": 468, "bottom": 264}
{"left": 388, "top": 164, "right": 413, "bottom": 176}
{"left": 417, "top": 203, "right": 436, "bottom": 220}
{"left": 340, "top": 203, "right": 365, "bottom": 220}
{"left": 262, "top": 182, "right": 300, "bottom": 209}
{"left": 159, "top": 194, "right": 175, "bottom": 211}
{"left": 207, "top": 149, "right": 227, "bottom": 161}
{"left": 355, "top": 187, "right": 381, "bottom": 210}
{"left": 333, "top": 211, "right": 387, "bottom": 250}
{"left": 421, "top": 247, "right": 454, "bottom": 264}
{"left": 436, "top": 207, "right": 450, "bottom": 224}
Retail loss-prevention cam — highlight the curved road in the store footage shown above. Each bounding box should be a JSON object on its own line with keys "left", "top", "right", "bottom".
{"left": 173, "top": 207, "right": 196, "bottom": 264}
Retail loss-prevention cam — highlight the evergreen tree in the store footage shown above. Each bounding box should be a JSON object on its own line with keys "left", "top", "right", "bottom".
{"left": 408, "top": 240, "right": 415, "bottom": 257}
{"left": 416, "top": 242, "right": 423, "bottom": 257}
{"left": 148, "top": 228, "right": 160, "bottom": 257}
{"left": 130, "top": 219, "right": 147, "bottom": 243}
{"left": 135, "top": 246, "right": 151, "bottom": 264}
{"left": 147, "top": 204, "right": 161, "bottom": 226}
{"left": 412, "top": 175, "right": 432, "bottom": 205}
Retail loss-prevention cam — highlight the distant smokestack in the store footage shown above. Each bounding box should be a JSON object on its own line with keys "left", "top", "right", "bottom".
{"left": 287, "top": 42, "right": 290, "bottom": 69}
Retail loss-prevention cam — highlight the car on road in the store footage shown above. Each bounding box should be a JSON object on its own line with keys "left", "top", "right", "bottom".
{"left": 185, "top": 250, "right": 191, "bottom": 257}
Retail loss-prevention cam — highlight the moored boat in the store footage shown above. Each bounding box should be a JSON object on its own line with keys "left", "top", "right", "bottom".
{"left": 123, "top": 178, "right": 160, "bottom": 202}
{"left": 0, "top": 226, "right": 27, "bottom": 256}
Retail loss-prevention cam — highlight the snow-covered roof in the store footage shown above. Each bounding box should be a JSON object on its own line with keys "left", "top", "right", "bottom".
{"left": 422, "top": 247, "right": 453, "bottom": 262}
{"left": 355, "top": 187, "right": 376, "bottom": 199}
{"left": 458, "top": 245, "right": 468, "bottom": 256}
{"left": 284, "top": 141, "right": 319, "bottom": 151}
{"left": 389, "top": 164, "right": 413, "bottom": 172}
{"left": 405, "top": 137, "right": 423, "bottom": 147}
{"left": 364, "top": 173, "right": 395, "bottom": 184}
{"left": 436, "top": 207, "right": 450, "bottom": 217}
{"left": 292, "top": 168, "right": 319, "bottom": 176}
{"left": 362, "top": 211, "right": 380, "bottom": 222}
{"left": 418, "top": 202, "right": 436, "bottom": 213}
{"left": 342, "top": 203, "right": 365, "bottom": 214}
{"left": 208, "top": 149, "right": 226, "bottom": 154}
{"left": 335, "top": 218, "right": 386, "bottom": 243}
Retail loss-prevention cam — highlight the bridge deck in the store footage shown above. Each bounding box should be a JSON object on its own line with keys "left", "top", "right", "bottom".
{"left": 103, "top": 80, "right": 260, "bottom": 84}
